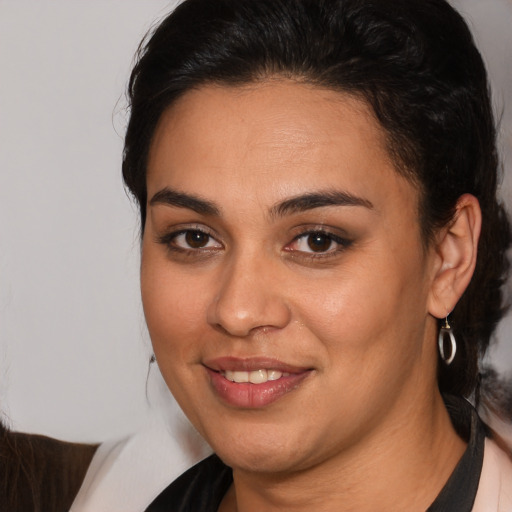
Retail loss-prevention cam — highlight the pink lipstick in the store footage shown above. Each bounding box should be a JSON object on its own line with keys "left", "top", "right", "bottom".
{"left": 203, "top": 357, "right": 312, "bottom": 408}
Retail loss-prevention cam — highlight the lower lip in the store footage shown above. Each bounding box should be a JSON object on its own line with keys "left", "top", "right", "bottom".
{"left": 205, "top": 368, "right": 311, "bottom": 408}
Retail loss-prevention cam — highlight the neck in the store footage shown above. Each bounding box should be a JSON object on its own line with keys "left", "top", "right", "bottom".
{"left": 220, "top": 390, "right": 466, "bottom": 512}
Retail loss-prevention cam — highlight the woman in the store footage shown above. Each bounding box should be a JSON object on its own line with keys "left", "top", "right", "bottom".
{"left": 122, "top": 0, "right": 512, "bottom": 509}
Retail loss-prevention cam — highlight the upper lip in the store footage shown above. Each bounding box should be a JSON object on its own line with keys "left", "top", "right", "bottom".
{"left": 203, "top": 356, "right": 311, "bottom": 374}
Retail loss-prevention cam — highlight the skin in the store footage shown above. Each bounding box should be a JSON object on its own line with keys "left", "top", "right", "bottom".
{"left": 141, "top": 80, "right": 479, "bottom": 511}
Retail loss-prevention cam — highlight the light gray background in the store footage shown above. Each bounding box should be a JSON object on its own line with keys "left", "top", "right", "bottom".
{"left": 0, "top": 0, "right": 511, "bottom": 444}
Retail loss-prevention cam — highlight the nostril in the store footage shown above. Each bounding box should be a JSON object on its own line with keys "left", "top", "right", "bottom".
{"left": 210, "top": 322, "right": 235, "bottom": 337}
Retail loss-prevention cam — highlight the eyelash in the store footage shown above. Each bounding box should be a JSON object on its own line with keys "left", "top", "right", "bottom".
{"left": 157, "top": 228, "right": 222, "bottom": 255}
{"left": 157, "top": 227, "right": 352, "bottom": 259}
{"left": 286, "top": 230, "right": 352, "bottom": 258}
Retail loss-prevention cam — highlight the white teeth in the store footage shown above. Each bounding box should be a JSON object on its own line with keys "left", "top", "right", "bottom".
{"left": 267, "top": 370, "right": 283, "bottom": 381}
{"left": 224, "top": 370, "right": 249, "bottom": 383}
{"left": 223, "top": 369, "right": 287, "bottom": 384}
{"left": 248, "top": 369, "right": 267, "bottom": 384}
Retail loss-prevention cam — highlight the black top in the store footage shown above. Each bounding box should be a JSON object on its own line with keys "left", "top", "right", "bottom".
{"left": 146, "top": 396, "right": 485, "bottom": 512}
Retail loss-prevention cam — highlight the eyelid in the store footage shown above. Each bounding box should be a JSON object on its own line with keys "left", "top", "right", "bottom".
{"left": 284, "top": 227, "right": 352, "bottom": 256}
{"left": 156, "top": 224, "right": 223, "bottom": 251}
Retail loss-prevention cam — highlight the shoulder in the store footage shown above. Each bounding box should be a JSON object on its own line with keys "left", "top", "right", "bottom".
{"left": 0, "top": 428, "right": 97, "bottom": 512}
{"left": 472, "top": 438, "right": 512, "bottom": 512}
{"left": 70, "top": 415, "right": 211, "bottom": 512}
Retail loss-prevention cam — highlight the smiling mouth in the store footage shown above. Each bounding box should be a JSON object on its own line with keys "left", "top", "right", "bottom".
{"left": 221, "top": 369, "right": 291, "bottom": 384}
{"left": 204, "top": 359, "right": 312, "bottom": 408}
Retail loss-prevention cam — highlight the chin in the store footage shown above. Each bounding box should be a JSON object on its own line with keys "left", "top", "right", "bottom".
{"left": 220, "top": 446, "right": 304, "bottom": 475}
{"left": 206, "top": 423, "right": 313, "bottom": 475}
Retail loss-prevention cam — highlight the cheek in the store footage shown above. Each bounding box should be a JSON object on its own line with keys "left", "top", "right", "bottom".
{"left": 140, "top": 251, "right": 209, "bottom": 361}
{"left": 294, "top": 245, "right": 429, "bottom": 363}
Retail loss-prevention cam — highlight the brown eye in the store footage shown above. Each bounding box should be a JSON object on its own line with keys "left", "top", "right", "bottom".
{"left": 161, "top": 229, "right": 222, "bottom": 252}
{"left": 286, "top": 230, "right": 350, "bottom": 256}
{"left": 307, "top": 233, "right": 334, "bottom": 252}
{"left": 185, "top": 230, "right": 210, "bottom": 248}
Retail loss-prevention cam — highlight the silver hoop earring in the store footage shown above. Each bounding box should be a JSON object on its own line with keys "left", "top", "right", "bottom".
{"left": 438, "top": 317, "right": 456, "bottom": 365}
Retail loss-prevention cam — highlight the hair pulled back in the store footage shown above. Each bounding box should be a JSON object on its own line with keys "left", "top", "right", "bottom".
{"left": 123, "top": 0, "right": 511, "bottom": 399}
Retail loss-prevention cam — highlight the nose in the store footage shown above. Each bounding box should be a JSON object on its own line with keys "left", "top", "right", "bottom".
{"left": 206, "top": 255, "right": 291, "bottom": 337}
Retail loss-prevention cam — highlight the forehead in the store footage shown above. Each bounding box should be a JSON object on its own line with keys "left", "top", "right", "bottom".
{"left": 146, "top": 80, "right": 417, "bottom": 217}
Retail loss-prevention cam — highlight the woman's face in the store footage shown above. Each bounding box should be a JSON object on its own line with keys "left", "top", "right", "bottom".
{"left": 141, "top": 81, "right": 440, "bottom": 474}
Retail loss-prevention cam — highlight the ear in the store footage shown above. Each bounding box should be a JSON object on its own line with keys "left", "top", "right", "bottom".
{"left": 427, "top": 194, "right": 482, "bottom": 319}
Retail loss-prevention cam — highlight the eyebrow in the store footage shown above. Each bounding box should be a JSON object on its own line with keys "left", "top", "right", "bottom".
{"left": 149, "top": 187, "right": 373, "bottom": 218}
{"left": 149, "top": 187, "right": 220, "bottom": 216}
{"left": 270, "top": 190, "right": 374, "bottom": 218}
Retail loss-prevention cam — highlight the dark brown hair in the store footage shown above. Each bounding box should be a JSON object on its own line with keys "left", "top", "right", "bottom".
{"left": 0, "top": 421, "right": 97, "bottom": 512}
